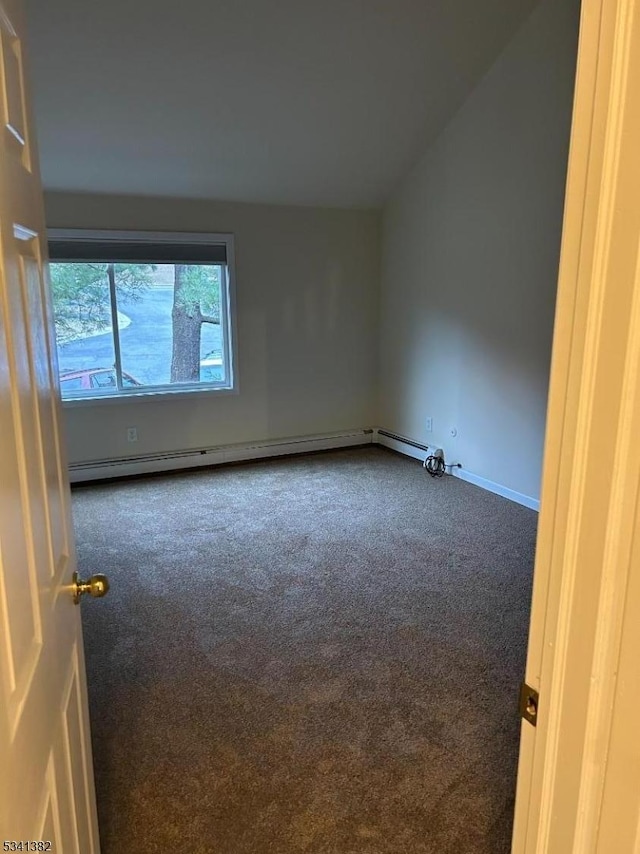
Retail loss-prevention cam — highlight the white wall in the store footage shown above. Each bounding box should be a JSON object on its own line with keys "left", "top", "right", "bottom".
{"left": 379, "top": 0, "right": 580, "bottom": 502}
{"left": 45, "top": 193, "right": 379, "bottom": 465}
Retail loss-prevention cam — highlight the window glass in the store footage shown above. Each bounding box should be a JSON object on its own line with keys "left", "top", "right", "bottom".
{"left": 59, "top": 375, "right": 85, "bottom": 391}
{"left": 53, "top": 263, "right": 116, "bottom": 398}
{"left": 114, "top": 263, "right": 226, "bottom": 389}
{"left": 90, "top": 370, "right": 117, "bottom": 388}
{"left": 50, "top": 249, "right": 233, "bottom": 401}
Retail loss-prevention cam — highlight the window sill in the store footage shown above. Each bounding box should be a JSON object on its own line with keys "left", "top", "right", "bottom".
{"left": 60, "top": 385, "right": 238, "bottom": 408}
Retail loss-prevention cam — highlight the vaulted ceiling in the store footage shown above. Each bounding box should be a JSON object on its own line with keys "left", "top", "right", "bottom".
{"left": 26, "top": 0, "right": 539, "bottom": 209}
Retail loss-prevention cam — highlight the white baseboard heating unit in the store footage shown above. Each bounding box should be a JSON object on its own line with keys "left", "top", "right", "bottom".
{"left": 68, "top": 429, "right": 375, "bottom": 483}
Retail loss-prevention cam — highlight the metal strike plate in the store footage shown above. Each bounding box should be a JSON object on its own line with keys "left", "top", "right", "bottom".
{"left": 519, "top": 681, "right": 539, "bottom": 727}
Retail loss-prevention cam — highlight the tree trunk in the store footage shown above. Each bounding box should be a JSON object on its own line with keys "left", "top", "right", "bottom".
{"left": 170, "top": 264, "right": 202, "bottom": 383}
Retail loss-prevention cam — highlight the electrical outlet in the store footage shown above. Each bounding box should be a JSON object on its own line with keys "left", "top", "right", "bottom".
{"left": 425, "top": 417, "right": 433, "bottom": 433}
{"left": 127, "top": 427, "right": 138, "bottom": 442}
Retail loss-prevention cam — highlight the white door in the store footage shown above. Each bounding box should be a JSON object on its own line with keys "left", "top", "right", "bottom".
{"left": 0, "top": 0, "right": 101, "bottom": 849}
{"left": 512, "top": 0, "right": 640, "bottom": 849}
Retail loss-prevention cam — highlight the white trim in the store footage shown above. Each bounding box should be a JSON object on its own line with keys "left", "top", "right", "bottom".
{"left": 451, "top": 467, "right": 540, "bottom": 511}
{"left": 60, "top": 383, "right": 238, "bottom": 408}
{"left": 223, "top": 242, "right": 239, "bottom": 391}
{"left": 68, "top": 424, "right": 540, "bottom": 510}
{"left": 68, "top": 429, "right": 374, "bottom": 483}
{"left": 375, "top": 428, "right": 540, "bottom": 510}
{"left": 512, "top": 0, "right": 640, "bottom": 848}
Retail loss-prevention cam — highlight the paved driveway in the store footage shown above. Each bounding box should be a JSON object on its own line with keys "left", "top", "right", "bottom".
{"left": 57, "top": 287, "right": 221, "bottom": 386}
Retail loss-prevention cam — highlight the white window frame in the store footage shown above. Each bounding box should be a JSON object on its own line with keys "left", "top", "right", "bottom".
{"left": 47, "top": 229, "right": 239, "bottom": 406}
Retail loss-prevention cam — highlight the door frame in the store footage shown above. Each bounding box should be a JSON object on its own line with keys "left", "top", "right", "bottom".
{"left": 512, "top": 0, "right": 640, "bottom": 848}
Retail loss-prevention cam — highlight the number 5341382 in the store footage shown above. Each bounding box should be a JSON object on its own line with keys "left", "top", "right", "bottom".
{"left": 3, "top": 844, "right": 52, "bottom": 851}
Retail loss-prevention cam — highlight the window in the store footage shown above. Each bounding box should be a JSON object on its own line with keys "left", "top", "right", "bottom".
{"left": 48, "top": 229, "right": 236, "bottom": 402}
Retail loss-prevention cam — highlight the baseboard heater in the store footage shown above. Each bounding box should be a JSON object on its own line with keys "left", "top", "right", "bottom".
{"left": 376, "top": 428, "right": 540, "bottom": 511}
{"left": 69, "top": 429, "right": 375, "bottom": 483}
{"left": 375, "top": 428, "right": 432, "bottom": 463}
{"left": 68, "top": 427, "right": 539, "bottom": 510}
{"left": 376, "top": 429, "right": 430, "bottom": 453}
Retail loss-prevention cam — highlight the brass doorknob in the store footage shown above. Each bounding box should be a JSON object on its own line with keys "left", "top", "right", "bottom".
{"left": 72, "top": 571, "right": 110, "bottom": 605}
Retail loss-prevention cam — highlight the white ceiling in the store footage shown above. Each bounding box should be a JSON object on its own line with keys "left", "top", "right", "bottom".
{"left": 25, "top": 0, "right": 539, "bottom": 209}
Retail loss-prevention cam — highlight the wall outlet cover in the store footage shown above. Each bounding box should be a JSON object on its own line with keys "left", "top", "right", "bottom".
{"left": 426, "top": 417, "right": 433, "bottom": 432}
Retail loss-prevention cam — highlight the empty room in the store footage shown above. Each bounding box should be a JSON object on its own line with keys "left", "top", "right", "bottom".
{"left": 0, "top": 0, "right": 594, "bottom": 850}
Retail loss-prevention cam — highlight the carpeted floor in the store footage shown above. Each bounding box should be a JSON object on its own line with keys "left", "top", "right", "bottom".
{"left": 73, "top": 447, "right": 537, "bottom": 854}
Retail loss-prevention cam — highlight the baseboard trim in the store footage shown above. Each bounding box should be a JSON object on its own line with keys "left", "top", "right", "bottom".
{"left": 68, "top": 426, "right": 540, "bottom": 511}
{"left": 69, "top": 429, "right": 374, "bottom": 483}
{"left": 374, "top": 428, "right": 540, "bottom": 511}
{"left": 451, "top": 467, "right": 540, "bottom": 512}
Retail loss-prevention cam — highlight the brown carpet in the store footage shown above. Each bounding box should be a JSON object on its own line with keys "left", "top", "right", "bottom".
{"left": 73, "top": 447, "right": 537, "bottom": 854}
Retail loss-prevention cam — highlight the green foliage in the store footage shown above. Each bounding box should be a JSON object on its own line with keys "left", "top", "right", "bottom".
{"left": 50, "top": 262, "right": 154, "bottom": 344}
{"left": 174, "top": 265, "right": 220, "bottom": 320}
{"left": 114, "top": 263, "right": 156, "bottom": 297}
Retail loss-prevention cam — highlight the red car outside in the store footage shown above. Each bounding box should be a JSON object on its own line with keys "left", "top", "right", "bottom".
{"left": 59, "top": 367, "right": 141, "bottom": 394}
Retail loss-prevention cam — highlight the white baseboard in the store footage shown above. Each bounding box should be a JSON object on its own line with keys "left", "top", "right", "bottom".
{"left": 451, "top": 467, "right": 540, "bottom": 511}
{"left": 375, "top": 428, "right": 540, "bottom": 511}
{"left": 69, "top": 429, "right": 374, "bottom": 483}
{"left": 69, "top": 426, "right": 540, "bottom": 511}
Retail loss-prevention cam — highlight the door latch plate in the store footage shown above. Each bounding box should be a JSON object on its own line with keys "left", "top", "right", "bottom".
{"left": 519, "top": 681, "right": 539, "bottom": 727}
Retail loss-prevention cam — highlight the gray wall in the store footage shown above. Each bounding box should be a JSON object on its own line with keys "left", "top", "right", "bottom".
{"left": 47, "top": 0, "right": 580, "bottom": 490}
{"left": 379, "top": 0, "right": 579, "bottom": 501}
{"left": 46, "top": 193, "right": 380, "bottom": 464}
